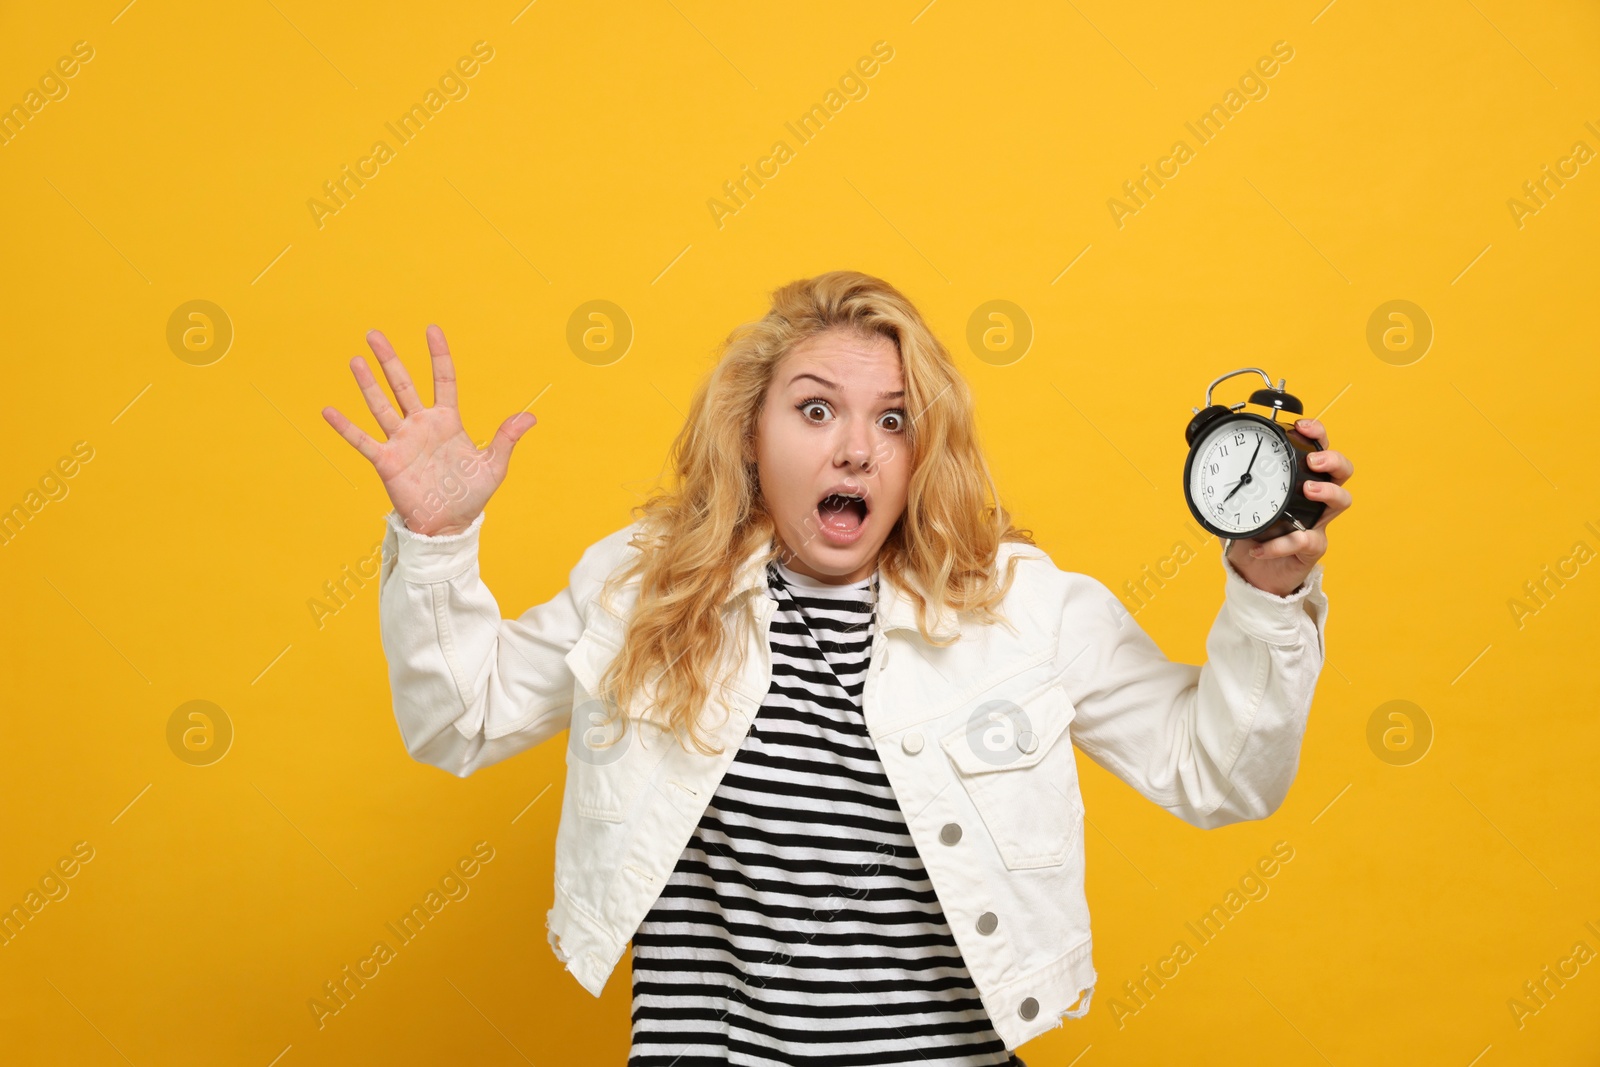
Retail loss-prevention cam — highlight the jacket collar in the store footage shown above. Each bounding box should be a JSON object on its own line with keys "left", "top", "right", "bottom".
{"left": 724, "top": 536, "right": 962, "bottom": 641}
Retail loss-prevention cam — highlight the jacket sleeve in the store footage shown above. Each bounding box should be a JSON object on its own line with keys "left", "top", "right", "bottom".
{"left": 1059, "top": 542, "right": 1330, "bottom": 829}
{"left": 376, "top": 509, "right": 623, "bottom": 778}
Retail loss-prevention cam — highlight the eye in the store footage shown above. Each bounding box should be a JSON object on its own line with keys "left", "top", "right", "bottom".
{"left": 795, "top": 397, "right": 907, "bottom": 433}
{"left": 796, "top": 397, "right": 833, "bottom": 423}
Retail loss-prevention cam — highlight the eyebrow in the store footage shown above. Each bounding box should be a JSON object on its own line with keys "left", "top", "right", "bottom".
{"left": 787, "top": 372, "right": 905, "bottom": 400}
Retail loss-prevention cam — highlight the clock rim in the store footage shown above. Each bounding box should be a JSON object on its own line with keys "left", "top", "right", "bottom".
{"left": 1183, "top": 411, "right": 1297, "bottom": 540}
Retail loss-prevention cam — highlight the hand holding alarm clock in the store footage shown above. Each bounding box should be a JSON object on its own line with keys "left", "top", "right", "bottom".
{"left": 1182, "top": 367, "right": 1355, "bottom": 598}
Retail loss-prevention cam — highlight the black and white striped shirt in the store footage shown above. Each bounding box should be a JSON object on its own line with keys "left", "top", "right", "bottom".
{"left": 628, "top": 557, "right": 1023, "bottom": 1066}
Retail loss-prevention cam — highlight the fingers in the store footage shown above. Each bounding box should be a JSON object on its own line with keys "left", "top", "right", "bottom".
{"left": 1249, "top": 527, "right": 1325, "bottom": 562}
{"left": 348, "top": 354, "right": 403, "bottom": 438}
{"left": 1294, "top": 417, "right": 1329, "bottom": 451}
{"left": 321, "top": 405, "right": 382, "bottom": 464}
{"left": 426, "top": 324, "right": 459, "bottom": 410}
{"left": 1309, "top": 448, "right": 1354, "bottom": 484}
{"left": 1295, "top": 416, "right": 1353, "bottom": 484}
{"left": 366, "top": 329, "right": 426, "bottom": 418}
{"left": 1304, "top": 478, "right": 1352, "bottom": 528}
{"left": 484, "top": 410, "right": 537, "bottom": 482}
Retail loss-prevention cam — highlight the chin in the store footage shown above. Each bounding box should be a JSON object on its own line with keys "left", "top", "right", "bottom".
{"left": 784, "top": 523, "right": 891, "bottom": 584}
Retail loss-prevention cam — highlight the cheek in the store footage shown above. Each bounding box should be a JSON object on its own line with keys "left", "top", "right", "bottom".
{"left": 876, "top": 443, "right": 912, "bottom": 512}
{"left": 884, "top": 436, "right": 910, "bottom": 479}
{"left": 756, "top": 429, "right": 810, "bottom": 514}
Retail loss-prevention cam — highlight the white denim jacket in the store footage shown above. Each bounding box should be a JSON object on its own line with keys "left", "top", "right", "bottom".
{"left": 376, "top": 509, "right": 1329, "bottom": 1050}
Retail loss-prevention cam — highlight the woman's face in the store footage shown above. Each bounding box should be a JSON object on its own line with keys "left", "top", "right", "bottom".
{"left": 753, "top": 329, "right": 911, "bottom": 584}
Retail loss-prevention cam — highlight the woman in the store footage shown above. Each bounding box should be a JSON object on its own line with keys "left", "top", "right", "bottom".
{"left": 322, "top": 271, "right": 1352, "bottom": 1063}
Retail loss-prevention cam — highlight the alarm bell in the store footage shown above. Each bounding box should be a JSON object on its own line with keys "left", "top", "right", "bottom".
{"left": 1185, "top": 368, "right": 1306, "bottom": 447}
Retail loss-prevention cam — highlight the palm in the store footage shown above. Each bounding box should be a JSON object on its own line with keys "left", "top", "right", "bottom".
{"left": 372, "top": 406, "right": 487, "bottom": 528}
{"left": 322, "top": 325, "right": 536, "bottom": 537}
{"left": 1228, "top": 534, "right": 1317, "bottom": 594}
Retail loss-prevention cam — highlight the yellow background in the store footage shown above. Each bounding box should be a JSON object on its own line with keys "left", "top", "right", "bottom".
{"left": 2, "top": 0, "right": 1597, "bottom": 1063}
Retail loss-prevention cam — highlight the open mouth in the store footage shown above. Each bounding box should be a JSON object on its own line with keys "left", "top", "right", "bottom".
{"left": 817, "top": 491, "right": 869, "bottom": 537}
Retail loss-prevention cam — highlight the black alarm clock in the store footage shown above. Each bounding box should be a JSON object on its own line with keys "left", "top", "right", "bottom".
{"left": 1183, "top": 368, "right": 1332, "bottom": 543}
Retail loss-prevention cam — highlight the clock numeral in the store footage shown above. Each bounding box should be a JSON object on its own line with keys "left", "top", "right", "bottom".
{"left": 1233, "top": 512, "right": 1241, "bottom": 523}
{"left": 1204, "top": 485, "right": 1214, "bottom": 497}
{"left": 1209, "top": 462, "right": 1219, "bottom": 475}
{"left": 1280, "top": 481, "right": 1287, "bottom": 491}
{"left": 1234, "top": 432, "right": 1246, "bottom": 445}
{"left": 1252, "top": 512, "right": 1260, "bottom": 523}
{"left": 1218, "top": 443, "right": 1229, "bottom": 457}
{"left": 1270, "top": 438, "right": 1280, "bottom": 451}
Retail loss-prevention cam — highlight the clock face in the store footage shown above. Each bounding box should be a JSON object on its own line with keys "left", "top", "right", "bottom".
{"left": 1188, "top": 418, "right": 1293, "bottom": 534}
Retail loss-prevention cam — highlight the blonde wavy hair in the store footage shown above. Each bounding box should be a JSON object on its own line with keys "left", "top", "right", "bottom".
{"left": 593, "top": 269, "right": 1036, "bottom": 753}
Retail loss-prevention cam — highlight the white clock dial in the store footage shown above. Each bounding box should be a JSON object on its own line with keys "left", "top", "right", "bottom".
{"left": 1189, "top": 420, "right": 1293, "bottom": 534}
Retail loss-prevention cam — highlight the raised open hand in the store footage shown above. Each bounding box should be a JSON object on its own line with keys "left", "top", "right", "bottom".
{"left": 321, "top": 325, "right": 536, "bottom": 537}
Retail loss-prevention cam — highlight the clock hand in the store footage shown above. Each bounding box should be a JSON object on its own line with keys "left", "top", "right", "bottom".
{"left": 1243, "top": 437, "right": 1262, "bottom": 475}
{"left": 1221, "top": 439, "right": 1264, "bottom": 503}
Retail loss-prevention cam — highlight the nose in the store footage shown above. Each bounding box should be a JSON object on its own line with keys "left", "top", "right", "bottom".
{"left": 834, "top": 413, "right": 876, "bottom": 472}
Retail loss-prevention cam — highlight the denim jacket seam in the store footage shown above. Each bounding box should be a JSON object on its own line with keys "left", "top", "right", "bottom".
{"left": 429, "top": 583, "right": 476, "bottom": 717}
{"left": 481, "top": 698, "right": 568, "bottom": 741}
{"left": 1206, "top": 633, "right": 1273, "bottom": 817}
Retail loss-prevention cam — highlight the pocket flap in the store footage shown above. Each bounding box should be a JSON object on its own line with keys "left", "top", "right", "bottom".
{"left": 563, "top": 628, "right": 619, "bottom": 702}
{"left": 941, "top": 680, "right": 1075, "bottom": 776}
{"left": 563, "top": 627, "right": 684, "bottom": 732}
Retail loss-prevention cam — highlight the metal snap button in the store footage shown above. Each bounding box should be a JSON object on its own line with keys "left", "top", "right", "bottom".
{"left": 902, "top": 731, "right": 924, "bottom": 755}
{"left": 976, "top": 911, "right": 998, "bottom": 935}
{"left": 1017, "top": 730, "right": 1038, "bottom": 754}
{"left": 1019, "top": 996, "right": 1039, "bottom": 1020}
{"left": 939, "top": 822, "right": 962, "bottom": 845}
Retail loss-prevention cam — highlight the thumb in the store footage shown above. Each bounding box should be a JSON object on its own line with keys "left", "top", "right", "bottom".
{"left": 484, "top": 411, "right": 536, "bottom": 481}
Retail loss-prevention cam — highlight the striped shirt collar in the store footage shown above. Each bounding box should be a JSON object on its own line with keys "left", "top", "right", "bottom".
{"left": 724, "top": 537, "right": 961, "bottom": 641}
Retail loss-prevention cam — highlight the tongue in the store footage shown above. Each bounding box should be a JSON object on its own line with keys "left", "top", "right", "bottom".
{"left": 819, "top": 496, "right": 864, "bottom": 534}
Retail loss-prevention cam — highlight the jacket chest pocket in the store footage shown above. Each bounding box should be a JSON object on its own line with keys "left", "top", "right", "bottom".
{"left": 563, "top": 628, "right": 670, "bottom": 823}
{"left": 939, "top": 680, "right": 1084, "bottom": 870}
